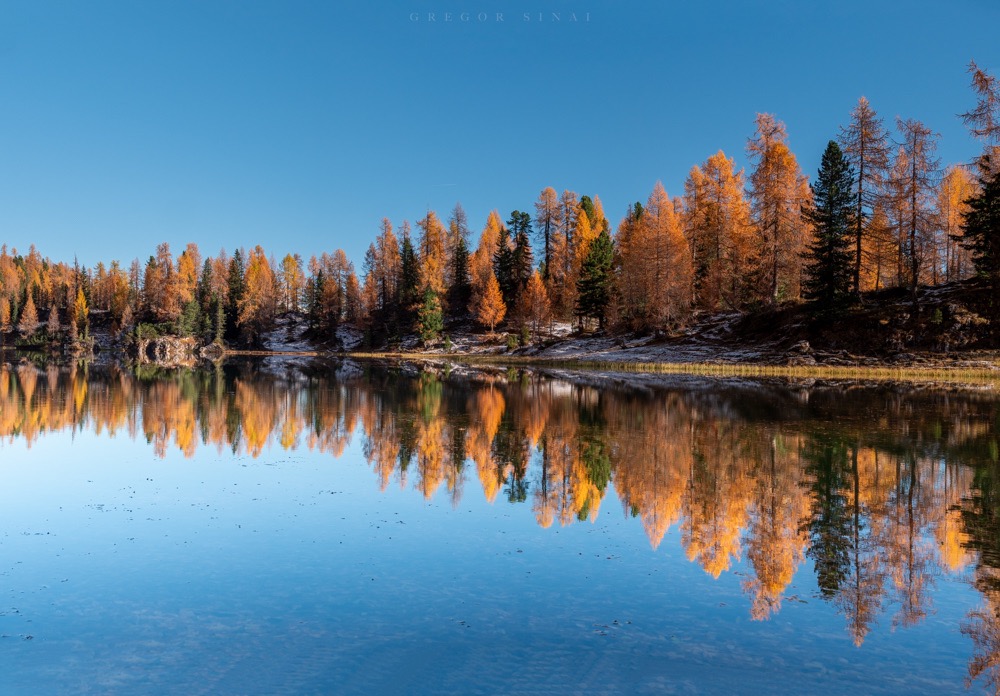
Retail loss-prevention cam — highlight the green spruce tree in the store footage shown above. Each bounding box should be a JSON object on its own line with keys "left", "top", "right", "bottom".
{"left": 226, "top": 249, "right": 245, "bottom": 340}
{"left": 417, "top": 287, "right": 443, "bottom": 345}
{"left": 509, "top": 210, "right": 534, "bottom": 301}
{"left": 448, "top": 236, "right": 471, "bottom": 318}
{"left": 398, "top": 233, "right": 421, "bottom": 321}
{"left": 494, "top": 224, "right": 516, "bottom": 307}
{"left": 575, "top": 229, "right": 614, "bottom": 329}
{"left": 961, "top": 153, "right": 1000, "bottom": 320}
{"left": 803, "top": 140, "right": 856, "bottom": 311}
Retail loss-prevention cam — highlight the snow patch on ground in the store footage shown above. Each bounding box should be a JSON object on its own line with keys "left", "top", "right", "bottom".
{"left": 261, "top": 313, "right": 314, "bottom": 352}
{"left": 259, "top": 314, "right": 363, "bottom": 352}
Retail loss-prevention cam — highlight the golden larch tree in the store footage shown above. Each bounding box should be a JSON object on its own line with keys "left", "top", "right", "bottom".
{"left": 18, "top": 293, "right": 39, "bottom": 336}
{"left": 0, "top": 297, "right": 11, "bottom": 333}
{"left": 570, "top": 205, "right": 597, "bottom": 306}
{"left": 641, "top": 181, "right": 693, "bottom": 327}
{"left": 468, "top": 210, "right": 505, "bottom": 316}
{"left": 373, "top": 218, "right": 401, "bottom": 312}
{"left": 840, "top": 97, "right": 892, "bottom": 297}
{"left": 176, "top": 243, "right": 201, "bottom": 306}
{"left": 938, "top": 165, "right": 976, "bottom": 282}
{"left": 519, "top": 270, "right": 551, "bottom": 337}
{"left": 683, "top": 151, "right": 755, "bottom": 310}
{"left": 417, "top": 210, "right": 448, "bottom": 299}
{"left": 280, "top": 253, "right": 305, "bottom": 312}
{"left": 73, "top": 288, "right": 88, "bottom": 335}
{"left": 145, "top": 242, "right": 181, "bottom": 322}
{"left": 747, "top": 114, "right": 811, "bottom": 304}
{"left": 238, "top": 245, "right": 278, "bottom": 337}
{"left": 471, "top": 268, "right": 506, "bottom": 333}
{"left": 891, "top": 119, "right": 941, "bottom": 300}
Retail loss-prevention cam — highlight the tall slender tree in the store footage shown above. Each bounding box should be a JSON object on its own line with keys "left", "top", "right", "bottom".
{"left": 447, "top": 236, "right": 471, "bottom": 317}
{"left": 469, "top": 211, "right": 505, "bottom": 320}
{"left": 684, "top": 152, "right": 755, "bottom": 310}
{"left": 747, "top": 114, "right": 812, "bottom": 305}
{"left": 802, "top": 141, "right": 856, "bottom": 310}
{"left": 938, "top": 166, "right": 976, "bottom": 282}
{"left": 642, "top": 181, "right": 692, "bottom": 326}
{"left": 839, "top": 97, "right": 892, "bottom": 298}
{"left": 226, "top": 249, "right": 246, "bottom": 339}
{"left": 575, "top": 229, "right": 614, "bottom": 329}
{"left": 534, "top": 187, "right": 561, "bottom": 280}
{"left": 508, "top": 210, "right": 534, "bottom": 309}
{"left": 398, "top": 223, "right": 421, "bottom": 317}
{"left": 447, "top": 202, "right": 470, "bottom": 288}
{"left": 417, "top": 210, "right": 448, "bottom": 300}
{"left": 493, "top": 224, "right": 516, "bottom": 307}
{"left": 238, "top": 246, "right": 277, "bottom": 341}
{"left": 520, "top": 270, "right": 551, "bottom": 337}
{"left": 895, "top": 118, "right": 941, "bottom": 306}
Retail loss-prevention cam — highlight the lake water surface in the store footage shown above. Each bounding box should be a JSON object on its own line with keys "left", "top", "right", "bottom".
{"left": 2, "top": 359, "right": 1000, "bottom": 694}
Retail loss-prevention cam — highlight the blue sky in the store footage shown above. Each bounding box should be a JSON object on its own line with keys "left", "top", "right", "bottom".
{"left": 1, "top": 0, "right": 997, "bottom": 269}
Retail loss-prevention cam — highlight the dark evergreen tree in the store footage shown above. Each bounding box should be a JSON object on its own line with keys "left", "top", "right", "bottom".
{"left": 177, "top": 299, "right": 201, "bottom": 337}
{"left": 307, "top": 269, "right": 324, "bottom": 331}
{"left": 198, "top": 259, "right": 214, "bottom": 314}
{"left": 494, "top": 224, "right": 516, "bottom": 307}
{"left": 213, "top": 296, "right": 225, "bottom": 344}
{"left": 961, "top": 153, "right": 1000, "bottom": 320}
{"left": 447, "top": 236, "right": 471, "bottom": 318}
{"left": 493, "top": 416, "right": 529, "bottom": 503}
{"left": 509, "top": 210, "right": 534, "bottom": 300}
{"left": 575, "top": 229, "right": 614, "bottom": 329}
{"left": 803, "top": 140, "right": 855, "bottom": 310}
{"left": 417, "top": 287, "right": 443, "bottom": 344}
{"left": 398, "top": 233, "right": 421, "bottom": 318}
{"left": 226, "top": 249, "right": 245, "bottom": 340}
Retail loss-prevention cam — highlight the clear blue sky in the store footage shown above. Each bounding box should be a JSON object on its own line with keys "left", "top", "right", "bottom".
{"left": 1, "top": 0, "right": 997, "bottom": 269}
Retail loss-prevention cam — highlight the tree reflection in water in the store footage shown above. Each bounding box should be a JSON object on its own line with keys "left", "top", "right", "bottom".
{"left": 3, "top": 360, "right": 1000, "bottom": 686}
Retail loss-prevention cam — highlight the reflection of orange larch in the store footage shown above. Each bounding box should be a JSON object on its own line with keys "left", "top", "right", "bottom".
{"left": 741, "top": 435, "right": 810, "bottom": 620}
{"left": 416, "top": 416, "right": 445, "bottom": 499}
{"left": 468, "top": 387, "right": 505, "bottom": 504}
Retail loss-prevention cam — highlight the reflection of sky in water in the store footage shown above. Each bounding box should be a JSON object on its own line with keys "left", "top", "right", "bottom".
{"left": 0, "top": 370, "right": 994, "bottom": 693}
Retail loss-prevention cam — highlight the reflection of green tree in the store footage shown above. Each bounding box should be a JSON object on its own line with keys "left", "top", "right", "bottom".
{"left": 494, "top": 412, "right": 529, "bottom": 503}
{"left": 962, "top": 461, "right": 1000, "bottom": 592}
{"left": 961, "top": 460, "right": 1000, "bottom": 689}
{"left": 417, "top": 372, "right": 442, "bottom": 424}
{"left": 396, "top": 417, "right": 417, "bottom": 475}
{"left": 803, "top": 435, "right": 851, "bottom": 597}
{"left": 449, "top": 425, "right": 468, "bottom": 506}
{"left": 581, "top": 438, "right": 610, "bottom": 494}
{"left": 578, "top": 402, "right": 610, "bottom": 494}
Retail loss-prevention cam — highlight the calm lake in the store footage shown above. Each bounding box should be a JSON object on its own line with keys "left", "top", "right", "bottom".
{"left": 2, "top": 359, "right": 1000, "bottom": 694}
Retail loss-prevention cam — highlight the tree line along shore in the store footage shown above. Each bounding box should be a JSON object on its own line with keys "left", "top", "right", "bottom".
{"left": 2, "top": 62, "right": 1000, "bottom": 363}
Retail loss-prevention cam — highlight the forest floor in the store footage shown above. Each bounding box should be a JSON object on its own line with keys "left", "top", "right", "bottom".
{"left": 341, "top": 278, "right": 1000, "bottom": 375}
{"left": 6, "top": 278, "right": 999, "bottom": 376}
